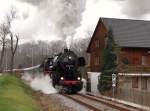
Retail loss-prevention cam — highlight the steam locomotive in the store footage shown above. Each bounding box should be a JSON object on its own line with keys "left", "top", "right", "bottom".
{"left": 42, "top": 49, "right": 85, "bottom": 93}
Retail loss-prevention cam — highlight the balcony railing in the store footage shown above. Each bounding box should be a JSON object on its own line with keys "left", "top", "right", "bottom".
{"left": 86, "top": 64, "right": 150, "bottom": 73}
{"left": 118, "top": 65, "right": 150, "bottom": 73}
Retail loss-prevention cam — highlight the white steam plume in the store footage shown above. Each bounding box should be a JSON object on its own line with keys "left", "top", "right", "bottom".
{"left": 22, "top": 72, "right": 57, "bottom": 94}
{"left": 80, "top": 78, "right": 87, "bottom": 94}
{"left": 66, "top": 36, "right": 73, "bottom": 49}
{"left": 18, "top": 0, "right": 86, "bottom": 42}
{"left": 30, "top": 74, "right": 57, "bottom": 94}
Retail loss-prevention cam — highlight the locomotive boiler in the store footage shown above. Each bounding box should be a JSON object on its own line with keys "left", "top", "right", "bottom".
{"left": 51, "top": 49, "right": 86, "bottom": 93}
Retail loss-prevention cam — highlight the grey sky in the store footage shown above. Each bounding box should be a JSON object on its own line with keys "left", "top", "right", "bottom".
{"left": 120, "top": 0, "right": 150, "bottom": 18}
{"left": 19, "top": 0, "right": 42, "bottom": 6}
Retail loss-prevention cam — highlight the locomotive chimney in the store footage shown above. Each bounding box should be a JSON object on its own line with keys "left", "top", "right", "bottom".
{"left": 64, "top": 49, "right": 69, "bottom": 52}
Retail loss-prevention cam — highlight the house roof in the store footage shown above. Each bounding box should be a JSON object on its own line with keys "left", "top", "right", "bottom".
{"left": 102, "top": 17, "right": 150, "bottom": 48}
{"left": 87, "top": 17, "right": 150, "bottom": 52}
{"left": 86, "top": 19, "right": 102, "bottom": 52}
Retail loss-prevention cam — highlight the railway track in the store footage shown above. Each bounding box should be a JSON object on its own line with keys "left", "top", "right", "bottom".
{"left": 85, "top": 93, "right": 145, "bottom": 111}
{"left": 63, "top": 94, "right": 107, "bottom": 111}
{"left": 62, "top": 93, "right": 144, "bottom": 111}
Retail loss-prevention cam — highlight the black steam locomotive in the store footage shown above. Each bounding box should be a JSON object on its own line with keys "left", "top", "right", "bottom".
{"left": 42, "top": 49, "right": 85, "bottom": 93}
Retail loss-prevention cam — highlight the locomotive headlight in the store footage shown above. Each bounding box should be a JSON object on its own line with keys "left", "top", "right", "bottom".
{"left": 60, "top": 77, "right": 64, "bottom": 80}
{"left": 68, "top": 56, "right": 72, "bottom": 59}
{"left": 77, "top": 77, "right": 81, "bottom": 80}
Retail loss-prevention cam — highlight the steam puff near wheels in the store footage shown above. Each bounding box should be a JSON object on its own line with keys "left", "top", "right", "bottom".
{"left": 22, "top": 72, "right": 57, "bottom": 94}
{"left": 22, "top": 72, "right": 87, "bottom": 94}
{"left": 80, "top": 78, "right": 87, "bottom": 94}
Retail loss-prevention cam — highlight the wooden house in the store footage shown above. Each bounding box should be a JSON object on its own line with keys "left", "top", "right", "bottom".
{"left": 86, "top": 18, "right": 150, "bottom": 105}
{"left": 87, "top": 18, "right": 150, "bottom": 73}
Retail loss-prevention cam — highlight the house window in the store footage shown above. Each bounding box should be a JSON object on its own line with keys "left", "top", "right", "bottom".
{"left": 141, "top": 78, "right": 147, "bottom": 90}
{"left": 87, "top": 54, "right": 91, "bottom": 66}
{"left": 95, "top": 39, "right": 100, "bottom": 48}
{"left": 142, "top": 56, "right": 148, "bottom": 65}
{"left": 132, "top": 77, "right": 139, "bottom": 88}
{"left": 94, "top": 56, "right": 100, "bottom": 66}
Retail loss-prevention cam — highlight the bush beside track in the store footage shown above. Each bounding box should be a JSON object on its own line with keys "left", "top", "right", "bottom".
{"left": 0, "top": 75, "right": 41, "bottom": 111}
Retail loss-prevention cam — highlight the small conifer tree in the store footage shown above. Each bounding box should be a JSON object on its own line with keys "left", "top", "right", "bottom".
{"left": 98, "top": 28, "right": 117, "bottom": 92}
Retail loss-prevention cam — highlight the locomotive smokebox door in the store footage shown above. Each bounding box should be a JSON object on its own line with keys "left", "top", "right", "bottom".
{"left": 78, "top": 57, "right": 86, "bottom": 66}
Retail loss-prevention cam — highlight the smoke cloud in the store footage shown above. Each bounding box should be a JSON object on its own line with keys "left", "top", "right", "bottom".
{"left": 18, "top": 0, "right": 86, "bottom": 41}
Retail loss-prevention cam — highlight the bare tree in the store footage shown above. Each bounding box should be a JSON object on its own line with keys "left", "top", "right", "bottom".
{"left": 5, "top": 8, "right": 19, "bottom": 73}
{"left": 10, "top": 33, "right": 19, "bottom": 73}
{"left": 0, "top": 23, "right": 9, "bottom": 72}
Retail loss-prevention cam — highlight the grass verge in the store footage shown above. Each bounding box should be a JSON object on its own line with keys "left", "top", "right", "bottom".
{"left": 0, "top": 75, "right": 41, "bottom": 111}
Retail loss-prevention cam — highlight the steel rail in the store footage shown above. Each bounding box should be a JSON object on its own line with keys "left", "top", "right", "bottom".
{"left": 62, "top": 94, "right": 102, "bottom": 111}
{"left": 85, "top": 92, "right": 145, "bottom": 111}
{"left": 77, "top": 93, "right": 134, "bottom": 111}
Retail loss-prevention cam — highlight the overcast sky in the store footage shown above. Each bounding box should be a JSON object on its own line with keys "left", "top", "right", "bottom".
{"left": 0, "top": 0, "right": 150, "bottom": 43}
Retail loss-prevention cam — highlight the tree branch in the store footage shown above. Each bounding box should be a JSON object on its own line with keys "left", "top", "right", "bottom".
{"left": 10, "top": 33, "right": 13, "bottom": 53}
{"left": 13, "top": 34, "right": 19, "bottom": 55}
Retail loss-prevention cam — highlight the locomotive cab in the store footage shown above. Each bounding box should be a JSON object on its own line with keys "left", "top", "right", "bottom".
{"left": 43, "top": 57, "right": 53, "bottom": 75}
